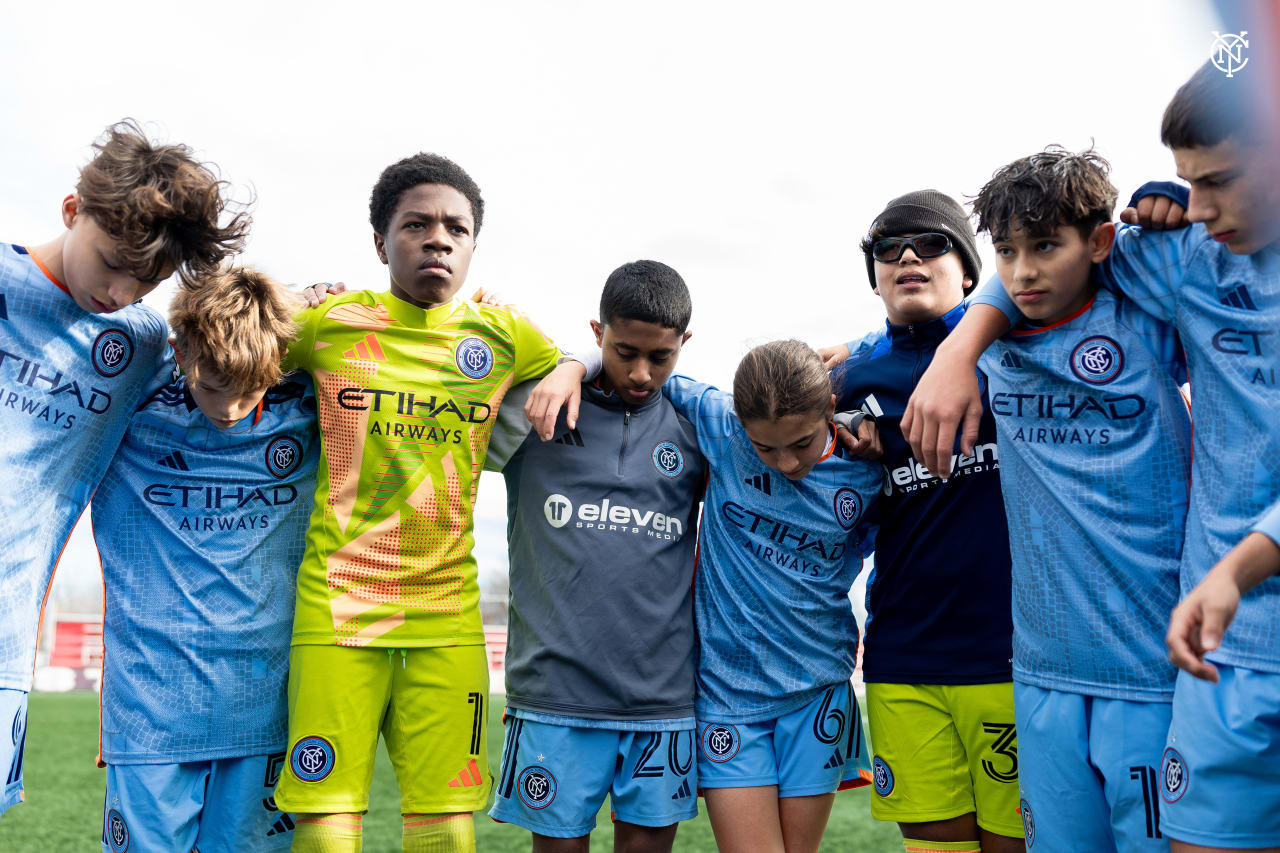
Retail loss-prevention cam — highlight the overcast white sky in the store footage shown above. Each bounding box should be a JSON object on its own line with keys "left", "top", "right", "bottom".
{"left": 0, "top": 0, "right": 1229, "bottom": 608}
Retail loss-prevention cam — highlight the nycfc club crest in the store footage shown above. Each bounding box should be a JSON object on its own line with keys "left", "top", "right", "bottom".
{"left": 833, "top": 488, "right": 862, "bottom": 529}
{"left": 517, "top": 766, "right": 557, "bottom": 809}
{"left": 1161, "top": 747, "right": 1189, "bottom": 802}
{"left": 652, "top": 441, "right": 684, "bottom": 478}
{"left": 92, "top": 329, "right": 134, "bottom": 378}
{"left": 1020, "top": 798, "right": 1035, "bottom": 847}
{"left": 265, "top": 436, "right": 303, "bottom": 479}
{"left": 290, "top": 735, "right": 335, "bottom": 783}
{"left": 106, "top": 808, "right": 130, "bottom": 852}
{"left": 11, "top": 707, "right": 22, "bottom": 745}
{"left": 455, "top": 336, "right": 494, "bottom": 380}
{"left": 700, "top": 724, "right": 741, "bottom": 763}
{"left": 1070, "top": 336, "right": 1124, "bottom": 384}
{"left": 872, "top": 755, "right": 894, "bottom": 796}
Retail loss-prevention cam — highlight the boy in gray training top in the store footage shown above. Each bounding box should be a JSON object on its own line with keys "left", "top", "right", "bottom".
{"left": 487, "top": 260, "right": 705, "bottom": 852}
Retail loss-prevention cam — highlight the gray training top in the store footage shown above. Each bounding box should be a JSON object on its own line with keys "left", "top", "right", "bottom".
{"left": 493, "top": 380, "right": 706, "bottom": 721}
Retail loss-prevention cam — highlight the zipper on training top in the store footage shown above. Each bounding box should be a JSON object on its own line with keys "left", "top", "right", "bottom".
{"left": 619, "top": 409, "right": 632, "bottom": 475}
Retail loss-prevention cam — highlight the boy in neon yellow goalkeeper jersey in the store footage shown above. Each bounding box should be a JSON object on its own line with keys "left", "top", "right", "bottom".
{"left": 274, "top": 154, "right": 561, "bottom": 853}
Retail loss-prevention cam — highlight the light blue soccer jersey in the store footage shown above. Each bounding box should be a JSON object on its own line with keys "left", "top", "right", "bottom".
{"left": 663, "top": 375, "right": 882, "bottom": 724}
{"left": 976, "top": 225, "right": 1280, "bottom": 673}
{"left": 0, "top": 243, "right": 168, "bottom": 693}
{"left": 94, "top": 376, "right": 319, "bottom": 763}
{"left": 1256, "top": 500, "right": 1280, "bottom": 547}
{"left": 979, "top": 288, "right": 1190, "bottom": 701}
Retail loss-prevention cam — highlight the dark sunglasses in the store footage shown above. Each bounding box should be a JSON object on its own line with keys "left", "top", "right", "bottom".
{"left": 870, "top": 232, "right": 953, "bottom": 263}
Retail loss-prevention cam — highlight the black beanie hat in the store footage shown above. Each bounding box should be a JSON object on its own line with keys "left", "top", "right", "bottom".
{"left": 863, "top": 190, "right": 981, "bottom": 295}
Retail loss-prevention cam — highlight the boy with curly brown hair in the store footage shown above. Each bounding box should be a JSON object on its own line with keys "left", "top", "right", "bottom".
{"left": 0, "top": 120, "right": 247, "bottom": 821}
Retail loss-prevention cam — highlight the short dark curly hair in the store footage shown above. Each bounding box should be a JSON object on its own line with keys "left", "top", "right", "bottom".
{"left": 972, "top": 146, "right": 1118, "bottom": 242}
{"left": 368, "top": 153, "right": 484, "bottom": 236}
{"left": 600, "top": 260, "right": 692, "bottom": 333}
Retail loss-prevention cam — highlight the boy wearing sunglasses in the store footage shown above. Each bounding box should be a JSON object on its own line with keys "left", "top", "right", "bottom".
{"left": 823, "top": 191, "right": 1024, "bottom": 853}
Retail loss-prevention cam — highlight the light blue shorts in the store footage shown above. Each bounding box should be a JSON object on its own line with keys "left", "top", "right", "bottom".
{"left": 0, "top": 688, "right": 27, "bottom": 818}
{"left": 489, "top": 717, "right": 698, "bottom": 838}
{"left": 1014, "top": 682, "right": 1171, "bottom": 852}
{"left": 696, "top": 681, "right": 871, "bottom": 797}
{"left": 102, "top": 752, "right": 293, "bottom": 853}
{"left": 1161, "top": 665, "right": 1280, "bottom": 848}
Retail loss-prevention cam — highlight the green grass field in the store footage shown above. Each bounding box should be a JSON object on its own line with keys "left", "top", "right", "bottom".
{"left": 0, "top": 692, "right": 901, "bottom": 851}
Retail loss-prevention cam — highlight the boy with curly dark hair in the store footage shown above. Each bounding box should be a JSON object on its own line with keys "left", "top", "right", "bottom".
{"left": 273, "top": 152, "right": 563, "bottom": 853}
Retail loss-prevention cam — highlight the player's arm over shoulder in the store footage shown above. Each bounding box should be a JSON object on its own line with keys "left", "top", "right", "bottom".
{"left": 283, "top": 289, "right": 377, "bottom": 373}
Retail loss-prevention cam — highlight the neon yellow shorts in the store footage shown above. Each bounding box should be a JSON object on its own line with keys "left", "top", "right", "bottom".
{"left": 274, "top": 643, "right": 492, "bottom": 815}
{"left": 865, "top": 681, "right": 1022, "bottom": 838}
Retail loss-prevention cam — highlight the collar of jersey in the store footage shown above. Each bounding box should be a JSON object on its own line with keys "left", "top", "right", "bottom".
{"left": 884, "top": 299, "right": 965, "bottom": 350}
{"left": 381, "top": 290, "right": 464, "bottom": 328}
{"left": 1011, "top": 293, "right": 1097, "bottom": 337}
{"left": 584, "top": 379, "right": 665, "bottom": 413}
{"left": 18, "top": 245, "right": 70, "bottom": 295}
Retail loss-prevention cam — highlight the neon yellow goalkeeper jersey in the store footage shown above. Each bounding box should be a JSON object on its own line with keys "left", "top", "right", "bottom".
{"left": 285, "top": 290, "right": 559, "bottom": 648}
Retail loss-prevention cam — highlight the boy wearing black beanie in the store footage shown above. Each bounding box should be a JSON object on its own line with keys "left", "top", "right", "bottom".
{"left": 822, "top": 190, "right": 1023, "bottom": 853}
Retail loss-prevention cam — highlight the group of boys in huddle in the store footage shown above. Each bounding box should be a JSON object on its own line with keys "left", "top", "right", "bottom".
{"left": 0, "top": 54, "right": 1276, "bottom": 853}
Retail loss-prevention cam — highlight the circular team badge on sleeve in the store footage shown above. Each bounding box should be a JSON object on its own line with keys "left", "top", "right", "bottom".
{"left": 1070, "top": 336, "right": 1124, "bottom": 384}
{"left": 872, "top": 755, "right": 894, "bottom": 796}
{"left": 834, "top": 488, "right": 862, "bottom": 529}
{"left": 290, "top": 735, "right": 336, "bottom": 783}
{"left": 455, "top": 336, "right": 494, "bottom": 379}
{"left": 105, "top": 808, "right": 130, "bottom": 852}
{"left": 1161, "top": 747, "right": 1189, "bottom": 802}
{"left": 265, "top": 436, "right": 303, "bottom": 479}
{"left": 517, "top": 766, "right": 557, "bottom": 809}
{"left": 652, "top": 441, "right": 684, "bottom": 478}
{"left": 92, "top": 329, "right": 134, "bottom": 378}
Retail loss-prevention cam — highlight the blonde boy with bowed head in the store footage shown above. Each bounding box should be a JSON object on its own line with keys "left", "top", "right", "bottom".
{"left": 94, "top": 268, "right": 318, "bottom": 853}
{"left": 0, "top": 120, "right": 247, "bottom": 821}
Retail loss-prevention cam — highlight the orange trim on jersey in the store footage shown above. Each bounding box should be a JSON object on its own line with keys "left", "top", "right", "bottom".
{"left": 1011, "top": 294, "right": 1096, "bottom": 336}
{"left": 23, "top": 247, "right": 69, "bottom": 294}
{"left": 252, "top": 397, "right": 265, "bottom": 426}
{"left": 816, "top": 424, "right": 838, "bottom": 463}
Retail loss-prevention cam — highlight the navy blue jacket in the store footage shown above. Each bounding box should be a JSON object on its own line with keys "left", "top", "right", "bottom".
{"left": 834, "top": 301, "right": 1012, "bottom": 684}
